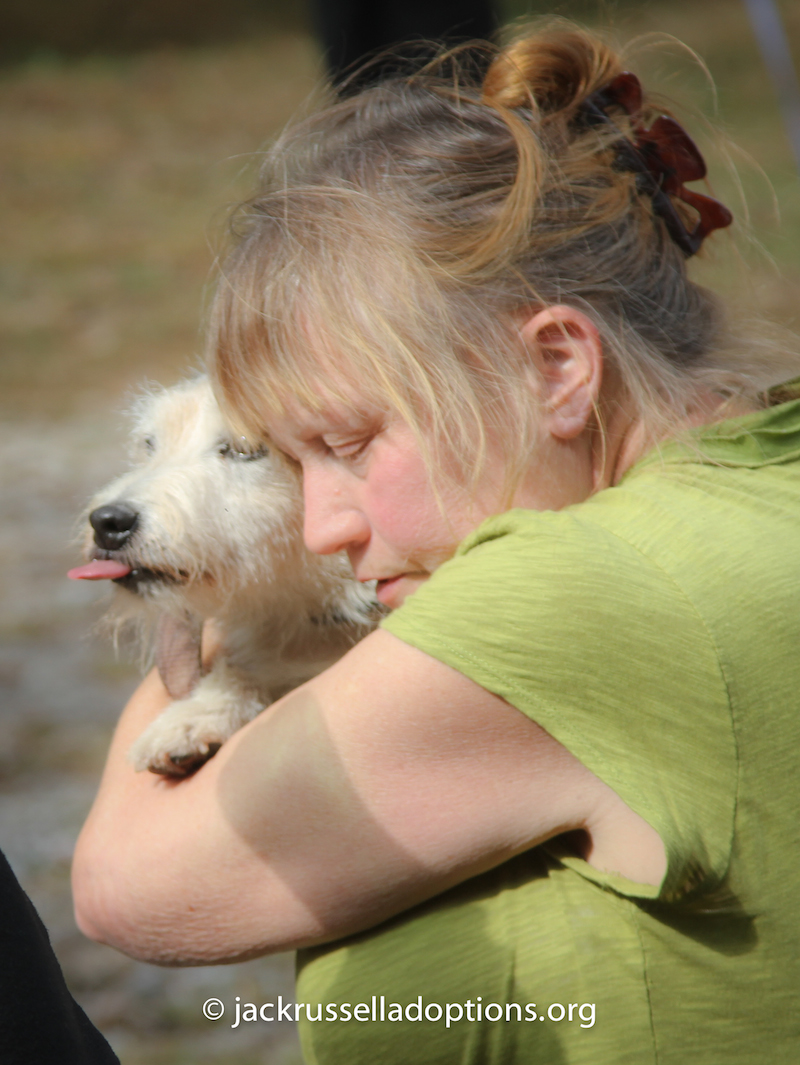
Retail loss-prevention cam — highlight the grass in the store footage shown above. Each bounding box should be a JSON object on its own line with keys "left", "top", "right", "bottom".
{"left": 0, "top": 34, "right": 323, "bottom": 419}
{"left": 1, "top": 3, "right": 798, "bottom": 424}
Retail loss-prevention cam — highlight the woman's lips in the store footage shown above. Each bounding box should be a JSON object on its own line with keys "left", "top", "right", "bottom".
{"left": 375, "top": 575, "right": 403, "bottom": 601}
{"left": 374, "top": 573, "right": 427, "bottom": 607}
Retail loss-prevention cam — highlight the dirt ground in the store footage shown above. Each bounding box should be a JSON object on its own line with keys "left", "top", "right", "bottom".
{"left": 0, "top": 6, "right": 798, "bottom": 1063}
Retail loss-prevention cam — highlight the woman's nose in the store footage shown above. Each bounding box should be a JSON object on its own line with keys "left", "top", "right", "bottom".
{"left": 302, "top": 474, "right": 369, "bottom": 556}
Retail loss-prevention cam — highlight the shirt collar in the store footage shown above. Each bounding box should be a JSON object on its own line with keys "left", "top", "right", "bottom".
{"left": 632, "top": 397, "right": 800, "bottom": 472}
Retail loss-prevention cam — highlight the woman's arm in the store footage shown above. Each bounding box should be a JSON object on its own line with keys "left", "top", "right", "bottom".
{"left": 73, "top": 630, "right": 665, "bottom": 965}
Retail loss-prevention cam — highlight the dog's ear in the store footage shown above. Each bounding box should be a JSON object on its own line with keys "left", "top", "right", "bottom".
{"left": 155, "top": 613, "right": 203, "bottom": 700}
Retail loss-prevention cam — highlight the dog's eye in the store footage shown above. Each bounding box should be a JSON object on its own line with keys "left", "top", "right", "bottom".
{"left": 217, "top": 441, "right": 269, "bottom": 462}
{"left": 142, "top": 435, "right": 156, "bottom": 453}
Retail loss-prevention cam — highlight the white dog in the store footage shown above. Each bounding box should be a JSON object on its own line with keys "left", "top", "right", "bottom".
{"left": 69, "top": 376, "right": 381, "bottom": 776}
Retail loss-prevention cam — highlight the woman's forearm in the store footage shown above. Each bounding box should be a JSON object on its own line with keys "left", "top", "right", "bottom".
{"left": 71, "top": 632, "right": 644, "bottom": 967}
{"left": 71, "top": 668, "right": 184, "bottom": 951}
{"left": 71, "top": 664, "right": 358, "bottom": 965}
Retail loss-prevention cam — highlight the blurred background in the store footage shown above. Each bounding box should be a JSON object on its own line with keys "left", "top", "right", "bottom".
{"left": 0, "top": 1, "right": 797, "bottom": 1062}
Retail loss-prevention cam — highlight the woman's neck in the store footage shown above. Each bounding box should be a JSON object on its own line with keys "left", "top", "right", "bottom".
{"left": 603, "top": 388, "right": 758, "bottom": 489}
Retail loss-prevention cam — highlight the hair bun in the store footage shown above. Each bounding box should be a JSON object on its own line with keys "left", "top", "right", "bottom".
{"left": 481, "top": 27, "right": 622, "bottom": 118}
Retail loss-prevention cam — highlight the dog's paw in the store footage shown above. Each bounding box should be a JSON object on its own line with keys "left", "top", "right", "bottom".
{"left": 128, "top": 689, "right": 264, "bottom": 777}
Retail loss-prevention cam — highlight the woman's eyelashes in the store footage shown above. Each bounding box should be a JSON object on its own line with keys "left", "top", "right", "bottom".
{"left": 321, "top": 418, "right": 384, "bottom": 461}
{"left": 323, "top": 436, "right": 372, "bottom": 460}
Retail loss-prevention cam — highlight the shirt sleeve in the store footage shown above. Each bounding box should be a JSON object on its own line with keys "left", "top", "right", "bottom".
{"left": 380, "top": 507, "right": 737, "bottom": 903}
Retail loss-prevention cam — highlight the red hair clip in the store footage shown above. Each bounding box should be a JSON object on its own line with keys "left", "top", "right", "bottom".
{"left": 579, "top": 72, "right": 733, "bottom": 257}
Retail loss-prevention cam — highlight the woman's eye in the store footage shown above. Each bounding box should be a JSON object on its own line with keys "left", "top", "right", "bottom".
{"left": 326, "top": 437, "right": 371, "bottom": 459}
{"left": 217, "top": 441, "right": 269, "bottom": 462}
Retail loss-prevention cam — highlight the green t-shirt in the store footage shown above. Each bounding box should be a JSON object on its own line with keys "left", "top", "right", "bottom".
{"left": 296, "top": 401, "right": 800, "bottom": 1064}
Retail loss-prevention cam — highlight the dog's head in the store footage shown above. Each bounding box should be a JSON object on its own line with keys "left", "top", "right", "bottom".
{"left": 73, "top": 375, "right": 334, "bottom": 617}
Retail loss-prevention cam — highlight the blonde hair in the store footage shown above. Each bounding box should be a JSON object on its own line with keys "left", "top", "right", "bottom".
{"left": 209, "top": 20, "right": 800, "bottom": 490}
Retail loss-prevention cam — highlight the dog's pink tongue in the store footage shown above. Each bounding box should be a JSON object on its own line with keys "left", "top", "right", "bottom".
{"left": 67, "top": 560, "right": 132, "bottom": 581}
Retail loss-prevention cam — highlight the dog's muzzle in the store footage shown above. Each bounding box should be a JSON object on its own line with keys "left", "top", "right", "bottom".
{"left": 83, "top": 502, "right": 189, "bottom": 593}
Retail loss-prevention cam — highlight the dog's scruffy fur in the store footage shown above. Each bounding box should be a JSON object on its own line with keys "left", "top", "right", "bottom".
{"left": 79, "top": 376, "right": 381, "bottom": 775}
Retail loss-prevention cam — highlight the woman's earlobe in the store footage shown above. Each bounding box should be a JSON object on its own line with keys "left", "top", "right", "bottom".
{"left": 519, "top": 305, "right": 603, "bottom": 440}
{"left": 549, "top": 389, "right": 597, "bottom": 440}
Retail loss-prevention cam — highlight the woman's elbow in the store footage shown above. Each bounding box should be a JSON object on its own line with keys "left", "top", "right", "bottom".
{"left": 71, "top": 832, "right": 308, "bottom": 965}
{"left": 73, "top": 890, "right": 160, "bottom": 964}
{"left": 71, "top": 831, "right": 183, "bottom": 964}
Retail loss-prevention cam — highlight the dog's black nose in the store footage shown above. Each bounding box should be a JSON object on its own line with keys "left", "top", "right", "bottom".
{"left": 90, "top": 503, "right": 139, "bottom": 550}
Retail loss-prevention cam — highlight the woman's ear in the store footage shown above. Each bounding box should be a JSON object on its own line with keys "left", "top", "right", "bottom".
{"left": 519, "top": 305, "right": 603, "bottom": 440}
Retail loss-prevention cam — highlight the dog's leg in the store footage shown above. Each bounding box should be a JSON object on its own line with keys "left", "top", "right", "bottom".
{"left": 127, "top": 659, "right": 268, "bottom": 776}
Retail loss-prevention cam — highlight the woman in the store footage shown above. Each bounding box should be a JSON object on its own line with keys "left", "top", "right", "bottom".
{"left": 73, "top": 24, "right": 800, "bottom": 1064}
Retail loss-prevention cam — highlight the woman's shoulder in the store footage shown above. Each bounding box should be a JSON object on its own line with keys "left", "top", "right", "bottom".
{"left": 381, "top": 461, "right": 741, "bottom": 907}
{"left": 382, "top": 493, "right": 724, "bottom": 698}
{"left": 448, "top": 397, "right": 800, "bottom": 592}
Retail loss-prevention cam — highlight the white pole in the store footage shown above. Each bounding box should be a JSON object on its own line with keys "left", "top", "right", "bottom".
{"left": 742, "top": 0, "right": 800, "bottom": 175}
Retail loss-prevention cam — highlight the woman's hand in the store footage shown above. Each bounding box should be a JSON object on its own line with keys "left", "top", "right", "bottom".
{"left": 72, "top": 630, "right": 665, "bottom": 966}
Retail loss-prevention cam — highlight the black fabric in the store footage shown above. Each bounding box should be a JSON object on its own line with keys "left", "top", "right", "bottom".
{"left": 0, "top": 849, "right": 119, "bottom": 1064}
{"left": 310, "top": 0, "right": 498, "bottom": 91}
